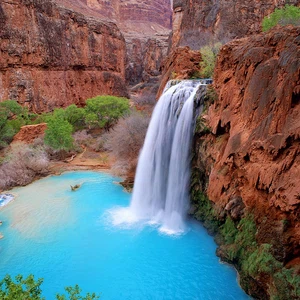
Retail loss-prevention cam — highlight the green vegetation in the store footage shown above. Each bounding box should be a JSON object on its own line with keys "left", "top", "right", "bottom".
{"left": 199, "top": 43, "right": 222, "bottom": 78}
{"left": 53, "top": 105, "right": 86, "bottom": 131}
{"left": 0, "top": 95, "right": 130, "bottom": 152}
{"left": 262, "top": 4, "right": 300, "bottom": 31}
{"left": 190, "top": 185, "right": 300, "bottom": 299}
{"left": 85, "top": 96, "right": 130, "bottom": 131}
{"left": 0, "top": 274, "right": 100, "bottom": 300}
{"left": 0, "top": 100, "right": 33, "bottom": 149}
{"left": 44, "top": 117, "right": 74, "bottom": 151}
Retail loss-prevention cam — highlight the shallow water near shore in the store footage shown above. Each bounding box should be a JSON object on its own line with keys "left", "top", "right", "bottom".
{"left": 0, "top": 171, "right": 249, "bottom": 299}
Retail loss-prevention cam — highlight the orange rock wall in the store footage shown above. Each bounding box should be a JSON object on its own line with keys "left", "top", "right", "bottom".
{"left": 0, "top": 0, "right": 128, "bottom": 112}
{"left": 197, "top": 26, "right": 300, "bottom": 263}
{"left": 172, "top": 0, "right": 300, "bottom": 49}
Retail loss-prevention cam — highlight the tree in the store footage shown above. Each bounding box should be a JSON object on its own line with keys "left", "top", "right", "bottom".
{"left": 0, "top": 100, "right": 29, "bottom": 149}
{"left": 56, "top": 285, "right": 100, "bottom": 300}
{"left": 0, "top": 275, "right": 100, "bottom": 300}
{"left": 0, "top": 274, "right": 44, "bottom": 300}
{"left": 199, "top": 42, "right": 222, "bottom": 78}
{"left": 262, "top": 5, "right": 300, "bottom": 31}
{"left": 85, "top": 96, "right": 130, "bottom": 131}
{"left": 44, "top": 116, "right": 74, "bottom": 151}
{"left": 63, "top": 105, "right": 86, "bottom": 131}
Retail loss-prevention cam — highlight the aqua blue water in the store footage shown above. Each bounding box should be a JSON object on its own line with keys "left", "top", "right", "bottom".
{"left": 0, "top": 171, "right": 249, "bottom": 299}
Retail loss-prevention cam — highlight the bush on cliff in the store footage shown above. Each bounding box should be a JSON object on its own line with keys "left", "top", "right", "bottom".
{"left": 262, "top": 4, "right": 300, "bottom": 31}
{"left": 85, "top": 96, "right": 130, "bottom": 131}
{"left": 199, "top": 43, "right": 222, "bottom": 78}
{"left": 0, "top": 274, "right": 100, "bottom": 300}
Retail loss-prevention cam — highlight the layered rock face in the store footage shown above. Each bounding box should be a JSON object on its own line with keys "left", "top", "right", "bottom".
{"left": 59, "top": 0, "right": 172, "bottom": 86}
{"left": 0, "top": 0, "right": 128, "bottom": 112}
{"left": 172, "top": 0, "right": 300, "bottom": 49}
{"left": 192, "top": 26, "right": 300, "bottom": 298}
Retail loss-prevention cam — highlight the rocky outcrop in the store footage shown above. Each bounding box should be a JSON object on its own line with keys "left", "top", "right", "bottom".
{"left": 157, "top": 46, "right": 202, "bottom": 98}
{"left": 192, "top": 26, "right": 300, "bottom": 298}
{"left": 58, "top": 0, "right": 172, "bottom": 87}
{"left": 0, "top": 0, "right": 128, "bottom": 112}
{"left": 172, "top": 0, "right": 300, "bottom": 49}
{"left": 12, "top": 123, "right": 47, "bottom": 144}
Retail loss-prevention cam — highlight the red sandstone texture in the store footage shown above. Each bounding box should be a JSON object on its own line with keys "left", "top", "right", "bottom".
{"left": 13, "top": 123, "right": 47, "bottom": 144}
{"left": 58, "top": 0, "right": 172, "bottom": 87}
{"left": 0, "top": 0, "right": 128, "bottom": 112}
{"left": 157, "top": 46, "right": 202, "bottom": 97}
{"left": 200, "top": 26, "right": 299, "bottom": 264}
{"left": 172, "top": 0, "right": 300, "bottom": 49}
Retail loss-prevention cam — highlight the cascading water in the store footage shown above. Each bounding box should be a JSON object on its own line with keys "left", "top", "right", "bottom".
{"left": 110, "top": 79, "right": 210, "bottom": 234}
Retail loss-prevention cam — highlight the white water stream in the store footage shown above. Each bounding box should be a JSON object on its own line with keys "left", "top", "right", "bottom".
{"left": 111, "top": 80, "right": 209, "bottom": 234}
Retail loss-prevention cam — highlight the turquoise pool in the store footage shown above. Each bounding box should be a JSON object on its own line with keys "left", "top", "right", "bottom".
{"left": 0, "top": 171, "right": 249, "bottom": 299}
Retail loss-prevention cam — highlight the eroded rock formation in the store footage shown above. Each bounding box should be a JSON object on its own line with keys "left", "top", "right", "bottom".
{"left": 0, "top": 0, "right": 172, "bottom": 111}
{"left": 58, "top": 0, "right": 172, "bottom": 87}
{"left": 172, "top": 0, "right": 300, "bottom": 49}
{"left": 192, "top": 26, "right": 300, "bottom": 298}
{"left": 0, "top": 0, "right": 129, "bottom": 112}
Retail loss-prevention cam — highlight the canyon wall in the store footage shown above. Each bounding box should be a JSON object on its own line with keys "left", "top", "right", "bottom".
{"left": 172, "top": 0, "right": 300, "bottom": 49}
{"left": 192, "top": 26, "right": 300, "bottom": 298}
{"left": 0, "top": 0, "right": 172, "bottom": 111}
{"left": 0, "top": 0, "right": 128, "bottom": 112}
{"left": 59, "top": 0, "right": 172, "bottom": 88}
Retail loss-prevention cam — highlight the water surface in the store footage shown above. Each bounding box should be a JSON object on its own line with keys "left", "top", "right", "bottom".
{"left": 0, "top": 171, "right": 249, "bottom": 299}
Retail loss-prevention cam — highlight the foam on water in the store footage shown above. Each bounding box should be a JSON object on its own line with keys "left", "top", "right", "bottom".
{"left": 110, "top": 80, "right": 208, "bottom": 235}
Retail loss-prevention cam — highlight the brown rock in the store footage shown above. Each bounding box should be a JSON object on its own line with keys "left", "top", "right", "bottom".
{"left": 157, "top": 46, "right": 202, "bottom": 97}
{"left": 0, "top": 0, "right": 128, "bottom": 112}
{"left": 12, "top": 123, "right": 47, "bottom": 144}
{"left": 172, "top": 0, "right": 300, "bottom": 49}
{"left": 201, "top": 26, "right": 300, "bottom": 263}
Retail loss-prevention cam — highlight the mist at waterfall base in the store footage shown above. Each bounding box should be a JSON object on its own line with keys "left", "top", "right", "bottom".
{"left": 0, "top": 171, "right": 249, "bottom": 299}
{"left": 110, "top": 80, "right": 206, "bottom": 234}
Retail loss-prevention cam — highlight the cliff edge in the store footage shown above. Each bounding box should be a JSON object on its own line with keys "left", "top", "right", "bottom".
{"left": 192, "top": 26, "right": 300, "bottom": 299}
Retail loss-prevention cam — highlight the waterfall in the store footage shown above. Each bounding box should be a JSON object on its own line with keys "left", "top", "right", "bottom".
{"left": 110, "top": 79, "right": 209, "bottom": 234}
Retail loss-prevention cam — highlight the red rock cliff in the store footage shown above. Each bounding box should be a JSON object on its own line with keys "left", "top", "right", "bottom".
{"left": 59, "top": 0, "right": 172, "bottom": 87}
{"left": 192, "top": 26, "right": 300, "bottom": 297}
{"left": 0, "top": 0, "right": 128, "bottom": 112}
{"left": 172, "top": 0, "right": 300, "bottom": 49}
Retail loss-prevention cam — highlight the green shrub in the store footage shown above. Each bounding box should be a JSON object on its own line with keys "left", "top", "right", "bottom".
{"left": 271, "top": 268, "right": 300, "bottom": 299}
{"left": 243, "top": 244, "right": 281, "bottom": 277}
{"left": 44, "top": 117, "right": 74, "bottom": 151}
{"left": 220, "top": 217, "right": 238, "bottom": 244}
{"left": 0, "top": 274, "right": 100, "bottom": 300}
{"left": 199, "top": 43, "right": 222, "bottom": 78}
{"left": 52, "top": 105, "right": 86, "bottom": 132}
{"left": 32, "top": 112, "right": 53, "bottom": 124}
{"left": 0, "top": 100, "right": 30, "bottom": 148}
{"left": 262, "top": 5, "right": 300, "bottom": 31}
{"left": 85, "top": 96, "right": 130, "bottom": 131}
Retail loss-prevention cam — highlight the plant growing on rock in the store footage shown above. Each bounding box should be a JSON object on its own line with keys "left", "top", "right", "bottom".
{"left": 85, "top": 96, "right": 130, "bottom": 131}
{"left": 262, "top": 4, "right": 300, "bottom": 31}
{"left": 199, "top": 42, "right": 222, "bottom": 78}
